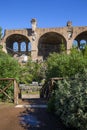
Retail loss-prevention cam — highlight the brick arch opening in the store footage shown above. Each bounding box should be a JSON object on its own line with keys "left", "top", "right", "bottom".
{"left": 73, "top": 31, "right": 87, "bottom": 50}
{"left": 6, "top": 34, "right": 31, "bottom": 56}
{"left": 38, "top": 32, "right": 67, "bottom": 60}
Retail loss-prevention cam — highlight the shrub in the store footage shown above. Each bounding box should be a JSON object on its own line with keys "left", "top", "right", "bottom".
{"left": 46, "top": 47, "right": 87, "bottom": 129}
{"left": 46, "top": 48, "right": 87, "bottom": 79}
{"left": 55, "top": 71, "right": 87, "bottom": 130}
{"left": 19, "top": 59, "right": 46, "bottom": 84}
{"left": 47, "top": 92, "right": 55, "bottom": 112}
{"left": 0, "top": 51, "right": 20, "bottom": 101}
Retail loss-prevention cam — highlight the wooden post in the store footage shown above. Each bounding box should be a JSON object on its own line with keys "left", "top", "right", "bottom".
{"left": 0, "top": 78, "right": 21, "bottom": 105}
{"left": 14, "top": 79, "right": 18, "bottom": 105}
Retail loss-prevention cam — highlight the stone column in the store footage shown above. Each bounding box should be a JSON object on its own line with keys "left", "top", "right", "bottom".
{"left": 26, "top": 42, "right": 28, "bottom": 52}
{"left": 30, "top": 18, "right": 38, "bottom": 61}
{"left": 67, "top": 39, "right": 73, "bottom": 54}
{"left": 31, "top": 18, "right": 37, "bottom": 32}
{"left": 78, "top": 40, "right": 80, "bottom": 49}
{"left": 2, "top": 42, "right": 7, "bottom": 53}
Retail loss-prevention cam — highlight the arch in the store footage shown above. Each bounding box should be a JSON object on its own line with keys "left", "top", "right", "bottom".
{"left": 20, "top": 42, "right": 26, "bottom": 52}
{"left": 5, "top": 34, "right": 30, "bottom": 55}
{"left": 38, "top": 32, "right": 67, "bottom": 60}
{"left": 80, "top": 40, "right": 86, "bottom": 49}
{"left": 28, "top": 42, "right": 32, "bottom": 51}
{"left": 73, "top": 31, "right": 87, "bottom": 50}
{"left": 13, "top": 42, "right": 18, "bottom": 52}
{"left": 72, "top": 40, "right": 78, "bottom": 47}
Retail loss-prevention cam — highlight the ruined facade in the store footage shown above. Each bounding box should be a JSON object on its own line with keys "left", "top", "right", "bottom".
{"left": 1, "top": 19, "right": 87, "bottom": 62}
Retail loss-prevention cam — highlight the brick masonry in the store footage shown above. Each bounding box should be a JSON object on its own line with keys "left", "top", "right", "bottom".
{"left": 1, "top": 19, "right": 87, "bottom": 61}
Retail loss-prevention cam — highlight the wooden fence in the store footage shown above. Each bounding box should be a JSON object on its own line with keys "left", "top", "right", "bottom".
{"left": 40, "top": 77, "right": 64, "bottom": 99}
{"left": 0, "top": 78, "right": 20, "bottom": 104}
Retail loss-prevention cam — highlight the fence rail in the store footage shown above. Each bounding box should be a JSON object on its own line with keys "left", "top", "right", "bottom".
{"left": 0, "top": 78, "right": 20, "bottom": 104}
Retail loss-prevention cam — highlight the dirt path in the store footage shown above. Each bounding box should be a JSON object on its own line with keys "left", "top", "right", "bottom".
{"left": 0, "top": 104, "right": 24, "bottom": 130}
{"left": 0, "top": 99, "right": 68, "bottom": 130}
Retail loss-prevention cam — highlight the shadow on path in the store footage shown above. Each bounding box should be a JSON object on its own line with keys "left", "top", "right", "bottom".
{"left": 19, "top": 108, "right": 68, "bottom": 130}
{"left": 18, "top": 98, "right": 69, "bottom": 130}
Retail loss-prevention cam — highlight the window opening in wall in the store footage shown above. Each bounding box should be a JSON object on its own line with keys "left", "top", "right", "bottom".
{"left": 73, "top": 40, "right": 78, "bottom": 48}
{"left": 13, "top": 42, "right": 18, "bottom": 52}
{"left": 28, "top": 42, "right": 31, "bottom": 51}
{"left": 21, "top": 42, "right": 26, "bottom": 51}
{"left": 80, "top": 40, "right": 86, "bottom": 50}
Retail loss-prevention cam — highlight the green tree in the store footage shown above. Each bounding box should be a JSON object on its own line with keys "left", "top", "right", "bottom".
{"left": 46, "top": 48, "right": 87, "bottom": 79}
{"left": 19, "top": 59, "right": 46, "bottom": 84}
{"left": 60, "top": 40, "right": 66, "bottom": 53}
{"left": 46, "top": 47, "right": 87, "bottom": 129}
{"left": 0, "top": 51, "right": 20, "bottom": 101}
{"left": 0, "top": 51, "right": 20, "bottom": 80}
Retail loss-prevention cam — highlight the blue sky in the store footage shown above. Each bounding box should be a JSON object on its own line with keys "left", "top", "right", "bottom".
{"left": 1, "top": 0, "right": 87, "bottom": 34}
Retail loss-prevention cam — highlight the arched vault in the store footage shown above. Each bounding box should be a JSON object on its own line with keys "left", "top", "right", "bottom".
{"left": 5, "top": 34, "right": 31, "bottom": 55}
{"left": 73, "top": 31, "right": 87, "bottom": 49}
{"left": 38, "top": 32, "right": 67, "bottom": 60}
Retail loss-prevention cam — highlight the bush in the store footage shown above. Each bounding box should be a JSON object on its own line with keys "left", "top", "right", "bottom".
{"left": 47, "top": 93, "right": 55, "bottom": 112}
{"left": 0, "top": 51, "right": 20, "bottom": 101}
{"left": 0, "top": 51, "right": 20, "bottom": 80}
{"left": 55, "top": 71, "right": 87, "bottom": 130}
{"left": 46, "top": 47, "right": 87, "bottom": 129}
{"left": 46, "top": 48, "right": 87, "bottom": 79}
{"left": 19, "top": 59, "right": 46, "bottom": 84}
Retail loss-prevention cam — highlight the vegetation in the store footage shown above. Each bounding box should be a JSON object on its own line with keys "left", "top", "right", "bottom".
{"left": 0, "top": 51, "right": 20, "bottom": 79}
{"left": 46, "top": 46, "right": 87, "bottom": 130}
{"left": 0, "top": 51, "right": 46, "bottom": 101}
{"left": 1, "top": 29, "right": 87, "bottom": 129}
{"left": 19, "top": 59, "right": 46, "bottom": 84}
{"left": 0, "top": 50, "right": 20, "bottom": 101}
{"left": 46, "top": 48, "right": 87, "bottom": 79}
{"left": 55, "top": 73, "right": 87, "bottom": 130}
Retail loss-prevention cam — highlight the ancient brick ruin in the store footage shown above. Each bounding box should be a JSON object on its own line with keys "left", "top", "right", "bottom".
{"left": 1, "top": 19, "right": 87, "bottom": 62}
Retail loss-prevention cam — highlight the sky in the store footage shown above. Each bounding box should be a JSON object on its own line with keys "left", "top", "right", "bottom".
{"left": 1, "top": 0, "right": 87, "bottom": 35}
